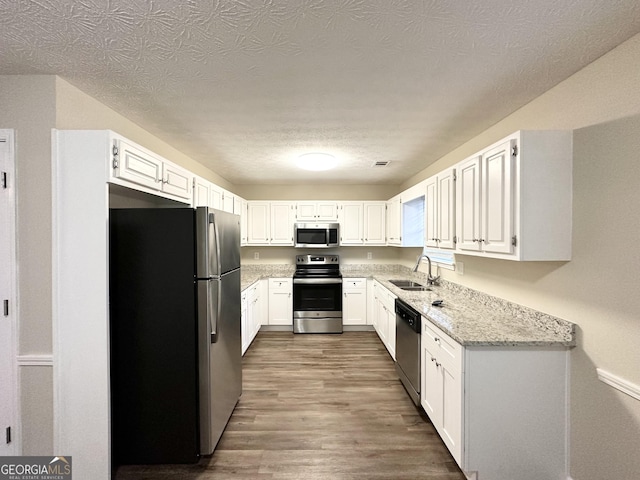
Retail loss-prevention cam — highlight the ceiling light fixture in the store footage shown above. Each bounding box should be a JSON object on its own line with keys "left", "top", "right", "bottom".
{"left": 297, "top": 152, "right": 338, "bottom": 171}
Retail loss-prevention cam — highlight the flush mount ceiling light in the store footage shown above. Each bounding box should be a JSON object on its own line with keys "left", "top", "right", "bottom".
{"left": 296, "top": 152, "right": 338, "bottom": 171}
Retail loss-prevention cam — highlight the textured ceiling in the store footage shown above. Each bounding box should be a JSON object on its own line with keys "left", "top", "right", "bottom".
{"left": 2, "top": 1, "right": 640, "bottom": 185}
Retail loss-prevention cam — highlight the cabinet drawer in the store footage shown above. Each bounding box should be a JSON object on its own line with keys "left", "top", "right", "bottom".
{"left": 269, "top": 278, "right": 291, "bottom": 290}
{"left": 422, "top": 318, "right": 462, "bottom": 375}
{"left": 343, "top": 278, "right": 366, "bottom": 290}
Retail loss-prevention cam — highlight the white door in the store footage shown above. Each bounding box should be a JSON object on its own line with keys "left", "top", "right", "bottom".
{"left": 162, "top": 162, "right": 192, "bottom": 199}
{"left": 316, "top": 202, "right": 338, "bottom": 221}
{"left": 424, "top": 176, "right": 438, "bottom": 248}
{"left": 270, "top": 203, "right": 294, "bottom": 245}
{"left": 437, "top": 168, "right": 456, "bottom": 249}
{"left": 481, "top": 140, "right": 514, "bottom": 254}
{"left": 339, "top": 203, "right": 363, "bottom": 245}
{"left": 0, "top": 130, "right": 18, "bottom": 455}
{"left": 247, "top": 202, "right": 270, "bottom": 244}
{"left": 193, "top": 177, "right": 210, "bottom": 207}
{"left": 456, "top": 156, "right": 482, "bottom": 252}
{"left": 364, "top": 202, "right": 386, "bottom": 245}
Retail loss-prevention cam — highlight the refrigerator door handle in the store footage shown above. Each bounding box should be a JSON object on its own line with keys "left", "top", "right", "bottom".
{"left": 209, "top": 286, "right": 222, "bottom": 343}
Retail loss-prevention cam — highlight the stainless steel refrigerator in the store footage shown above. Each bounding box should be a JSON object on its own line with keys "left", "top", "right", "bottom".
{"left": 109, "top": 207, "right": 242, "bottom": 465}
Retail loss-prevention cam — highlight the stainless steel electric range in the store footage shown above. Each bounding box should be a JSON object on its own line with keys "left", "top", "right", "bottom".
{"left": 292, "top": 254, "right": 343, "bottom": 333}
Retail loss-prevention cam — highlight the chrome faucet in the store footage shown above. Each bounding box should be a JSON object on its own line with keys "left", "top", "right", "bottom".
{"left": 412, "top": 254, "right": 440, "bottom": 285}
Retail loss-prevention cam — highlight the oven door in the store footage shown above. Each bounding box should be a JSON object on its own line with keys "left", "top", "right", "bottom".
{"left": 292, "top": 278, "right": 343, "bottom": 314}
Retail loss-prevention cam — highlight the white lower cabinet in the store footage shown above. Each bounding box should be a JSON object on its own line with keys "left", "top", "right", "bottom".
{"left": 241, "top": 281, "right": 263, "bottom": 355}
{"left": 372, "top": 280, "right": 396, "bottom": 360}
{"left": 268, "top": 278, "right": 292, "bottom": 326}
{"left": 421, "top": 319, "right": 463, "bottom": 464}
{"left": 342, "top": 278, "right": 367, "bottom": 325}
{"left": 420, "top": 317, "right": 570, "bottom": 480}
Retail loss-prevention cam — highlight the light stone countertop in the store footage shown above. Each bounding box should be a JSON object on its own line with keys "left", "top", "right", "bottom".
{"left": 242, "top": 263, "right": 576, "bottom": 347}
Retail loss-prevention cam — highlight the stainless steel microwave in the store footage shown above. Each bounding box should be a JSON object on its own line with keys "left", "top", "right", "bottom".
{"left": 294, "top": 223, "right": 340, "bottom": 248}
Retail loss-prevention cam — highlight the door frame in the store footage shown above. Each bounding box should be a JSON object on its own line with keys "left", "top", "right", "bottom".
{"left": 0, "top": 129, "right": 19, "bottom": 455}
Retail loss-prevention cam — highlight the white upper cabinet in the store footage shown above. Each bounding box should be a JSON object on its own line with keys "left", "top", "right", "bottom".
{"left": 270, "top": 202, "right": 295, "bottom": 245}
{"left": 247, "top": 202, "right": 270, "bottom": 245}
{"left": 115, "top": 139, "right": 162, "bottom": 189}
{"left": 111, "top": 137, "right": 192, "bottom": 202}
{"left": 193, "top": 176, "right": 211, "bottom": 207}
{"left": 455, "top": 130, "right": 572, "bottom": 261}
{"left": 246, "top": 201, "right": 294, "bottom": 245}
{"left": 425, "top": 167, "right": 456, "bottom": 250}
{"left": 296, "top": 201, "right": 339, "bottom": 222}
{"left": 161, "top": 162, "right": 192, "bottom": 199}
{"left": 481, "top": 139, "right": 514, "bottom": 254}
{"left": 339, "top": 202, "right": 364, "bottom": 245}
{"left": 210, "top": 184, "right": 224, "bottom": 209}
{"left": 456, "top": 155, "right": 482, "bottom": 252}
{"left": 339, "top": 202, "right": 386, "bottom": 246}
{"left": 363, "top": 202, "right": 386, "bottom": 245}
{"left": 386, "top": 194, "right": 401, "bottom": 245}
{"left": 222, "top": 189, "right": 234, "bottom": 213}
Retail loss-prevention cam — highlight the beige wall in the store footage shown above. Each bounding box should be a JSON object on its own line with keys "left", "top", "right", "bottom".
{"left": 400, "top": 33, "right": 640, "bottom": 479}
{"left": 241, "top": 246, "right": 405, "bottom": 265}
{"left": 54, "top": 77, "right": 234, "bottom": 191}
{"left": 0, "top": 75, "right": 56, "bottom": 455}
{"left": 236, "top": 183, "right": 397, "bottom": 200}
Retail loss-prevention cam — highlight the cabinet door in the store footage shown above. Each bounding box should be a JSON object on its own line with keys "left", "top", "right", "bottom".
{"left": 425, "top": 176, "right": 439, "bottom": 248}
{"left": 270, "top": 203, "right": 294, "bottom": 245}
{"left": 240, "top": 200, "right": 248, "bottom": 246}
{"left": 440, "top": 364, "right": 462, "bottom": 463}
{"left": 193, "top": 177, "right": 210, "bottom": 207}
{"left": 116, "top": 139, "right": 162, "bottom": 190}
{"left": 222, "top": 191, "right": 234, "bottom": 213}
{"left": 316, "top": 202, "right": 339, "bottom": 221}
{"left": 386, "top": 196, "right": 401, "bottom": 245}
{"left": 456, "top": 156, "right": 482, "bottom": 252}
{"left": 233, "top": 196, "right": 243, "bottom": 215}
{"left": 247, "top": 202, "right": 270, "bottom": 244}
{"left": 343, "top": 279, "right": 367, "bottom": 325}
{"left": 364, "top": 202, "right": 386, "bottom": 245}
{"left": 296, "top": 202, "right": 317, "bottom": 221}
{"left": 340, "top": 202, "right": 364, "bottom": 245}
{"left": 162, "top": 162, "right": 192, "bottom": 199}
{"left": 386, "top": 300, "right": 396, "bottom": 360}
{"left": 210, "top": 184, "right": 224, "bottom": 210}
{"left": 249, "top": 285, "right": 261, "bottom": 340}
{"left": 437, "top": 168, "right": 456, "bottom": 249}
{"left": 241, "top": 292, "right": 249, "bottom": 355}
{"left": 481, "top": 139, "right": 514, "bottom": 255}
{"left": 268, "top": 279, "right": 292, "bottom": 325}
{"left": 421, "top": 339, "right": 442, "bottom": 423}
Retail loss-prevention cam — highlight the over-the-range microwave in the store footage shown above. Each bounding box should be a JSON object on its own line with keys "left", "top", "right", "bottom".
{"left": 294, "top": 223, "right": 340, "bottom": 248}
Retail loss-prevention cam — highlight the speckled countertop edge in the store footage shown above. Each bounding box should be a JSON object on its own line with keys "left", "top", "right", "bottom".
{"left": 242, "top": 263, "right": 576, "bottom": 347}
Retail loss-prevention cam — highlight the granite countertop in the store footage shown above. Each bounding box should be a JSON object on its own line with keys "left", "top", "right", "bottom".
{"left": 242, "top": 263, "right": 576, "bottom": 347}
{"left": 241, "top": 264, "right": 296, "bottom": 290}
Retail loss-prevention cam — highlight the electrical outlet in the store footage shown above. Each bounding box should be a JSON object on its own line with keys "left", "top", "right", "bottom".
{"left": 367, "top": 252, "right": 372, "bottom": 260}
{"left": 456, "top": 262, "right": 464, "bottom": 275}
{"left": 254, "top": 252, "right": 259, "bottom": 260}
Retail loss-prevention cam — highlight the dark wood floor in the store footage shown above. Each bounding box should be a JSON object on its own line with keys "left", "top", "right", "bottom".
{"left": 115, "top": 331, "right": 464, "bottom": 480}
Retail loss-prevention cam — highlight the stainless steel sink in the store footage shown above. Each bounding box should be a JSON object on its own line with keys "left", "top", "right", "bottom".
{"left": 388, "top": 279, "right": 431, "bottom": 291}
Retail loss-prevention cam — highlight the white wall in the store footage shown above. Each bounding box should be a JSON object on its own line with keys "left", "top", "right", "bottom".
{"left": 401, "top": 32, "right": 640, "bottom": 480}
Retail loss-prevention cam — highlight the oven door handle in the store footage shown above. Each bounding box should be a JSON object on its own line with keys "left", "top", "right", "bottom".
{"left": 293, "top": 278, "right": 343, "bottom": 285}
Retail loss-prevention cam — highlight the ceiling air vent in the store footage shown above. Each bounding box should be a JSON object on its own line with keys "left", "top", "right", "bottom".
{"left": 372, "top": 160, "right": 390, "bottom": 167}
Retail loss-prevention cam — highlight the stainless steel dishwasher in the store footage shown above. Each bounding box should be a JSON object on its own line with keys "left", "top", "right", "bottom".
{"left": 394, "top": 298, "right": 421, "bottom": 406}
